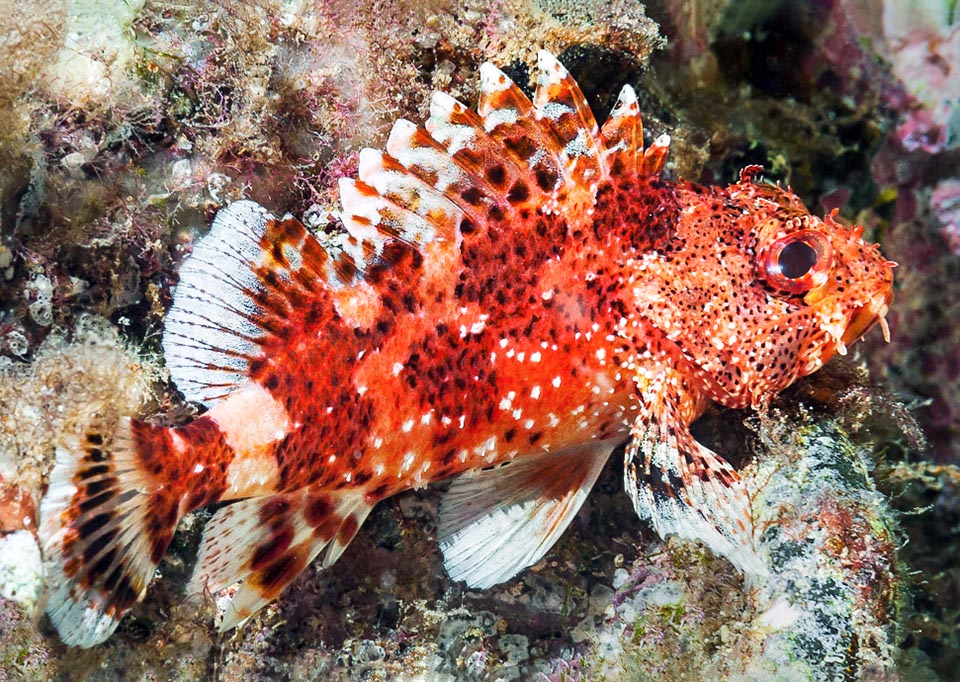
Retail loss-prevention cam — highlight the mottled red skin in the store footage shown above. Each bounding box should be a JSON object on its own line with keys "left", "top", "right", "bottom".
{"left": 44, "top": 57, "right": 895, "bottom": 646}
{"left": 157, "top": 173, "right": 892, "bottom": 513}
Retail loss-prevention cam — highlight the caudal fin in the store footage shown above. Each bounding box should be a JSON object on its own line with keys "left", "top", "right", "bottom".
{"left": 40, "top": 417, "right": 182, "bottom": 647}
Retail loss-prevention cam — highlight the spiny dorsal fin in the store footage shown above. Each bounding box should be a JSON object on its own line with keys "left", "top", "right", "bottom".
{"left": 533, "top": 50, "right": 606, "bottom": 192}
{"left": 439, "top": 442, "right": 615, "bottom": 589}
{"left": 188, "top": 489, "right": 371, "bottom": 632}
{"left": 477, "top": 61, "right": 576, "bottom": 211}
{"left": 344, "top": 51, "right": 670, "bottom": 255}
{"left": 600, "top": 84, "right": 670, "bottom": 179}
{"left": 388, "top": 114, "right": 515, "bottom": 231}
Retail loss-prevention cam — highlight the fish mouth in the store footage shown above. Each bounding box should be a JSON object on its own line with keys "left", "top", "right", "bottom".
{"left": 841, "top": 291, "right": 892, "bottom": 348}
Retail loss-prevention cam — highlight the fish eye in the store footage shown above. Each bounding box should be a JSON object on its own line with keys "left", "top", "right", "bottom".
{"left": 761, "top": 230, "right": 833, "bottom": 295}
{"left": 778, "top": 240, "right": 818, "bottom": 279}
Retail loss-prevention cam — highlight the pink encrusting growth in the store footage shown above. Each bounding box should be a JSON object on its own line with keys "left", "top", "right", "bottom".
{"left": 40, "top": 51, "right": 895, "bottom": 647}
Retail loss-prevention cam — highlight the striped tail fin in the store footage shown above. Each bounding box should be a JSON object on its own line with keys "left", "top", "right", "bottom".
{"left": 40, "top": 417, "right": 186, "bottom": 647}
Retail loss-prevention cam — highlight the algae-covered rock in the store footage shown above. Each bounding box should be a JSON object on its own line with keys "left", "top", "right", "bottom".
{"left": 558, "top": 404, "right": 907, "bottom": 682}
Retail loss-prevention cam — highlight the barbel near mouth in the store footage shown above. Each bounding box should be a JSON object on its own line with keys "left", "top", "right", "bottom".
{"left": 842, "top": 298, "right": 892, "bottom": 348}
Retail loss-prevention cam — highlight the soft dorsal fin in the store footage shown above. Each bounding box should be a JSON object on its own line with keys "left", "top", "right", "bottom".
{"left": 163, "top": 202, "right": 334, "bottom": 406}
{"left": 189, "top": 488, "right": 371, "bottom": 631}
{"left": 438, "top": 442, "right": 615, "bottom": 589}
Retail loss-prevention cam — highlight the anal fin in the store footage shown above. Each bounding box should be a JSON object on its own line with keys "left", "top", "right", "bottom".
{"left": 188, "top": 488, "right": 371, "bottom": 632}
{"left": 438, "top": 442, "right": 615, "bottom": 589}
{"left": 625, "top": 374, "right": 767, "bottom": 575}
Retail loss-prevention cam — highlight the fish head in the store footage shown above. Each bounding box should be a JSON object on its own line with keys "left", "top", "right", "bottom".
{"left": 744, "top": 182, "right": 894, "bottom": 381}
{"left": 631, "top": 177, "right": 894, "bottom": 407}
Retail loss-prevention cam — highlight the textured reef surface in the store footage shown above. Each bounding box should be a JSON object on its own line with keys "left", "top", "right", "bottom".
{"left": 0, "top": 0, "right": 957, "bottom": 679}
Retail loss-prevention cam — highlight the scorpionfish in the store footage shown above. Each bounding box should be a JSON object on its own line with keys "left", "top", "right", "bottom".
{"left": 40, "top": 51, "right": 894, "bottom": 647}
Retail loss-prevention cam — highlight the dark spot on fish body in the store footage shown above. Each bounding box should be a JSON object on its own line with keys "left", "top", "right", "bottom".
{"left": 440, "top": 448, "right": 458, "bottom": 467}
{"left": 535, "top": 168, "right": 559, "bottom": 191}
{"left": 305, "top": 493, "right": 333, "bottom": 526}
{"left": 461, "top": 186, "right": 484, "bottom": 206}
{"left": 102, "top": 563, "right": 125, "bottom": 592}
{"left": 486, "top": 164, "right": 507, "bottom": 187}
{"left": 504, "top": 135, "right": 537, "bottom": 160}
{"left": 145, "top": 494, "right": 179, "bottom": 564}
{"left": 107, "top": 577, "right": 139, "bottom": 616}
{"left": 487, "top": 204, "right": 506, "bottom": 222}
{"left": 432, "top": 430, "right": 456, "bottom": 447}
{"left": 507, "top": 181, "right": 530, "bottom": 204}
{"left": 460, "top": 217, "right": 478, "bottom": 235}
{"left": 260, "top": 496, "right": 293, "bottom": 522}
{"left": 87, "top": 548, "right": 120, "bottom": 589}
{"left": 610, "top": 156, "right": 626, "bottom": 177}
{"left": 367, "top": 483, "right": 390, "bottom": 502}
{"left": 453, "top": 146, "right": 483, "bottom": 169}
{"left": 78, "top": 487, "right": 114, "bottom": 514}
{"left": 337, "top": 514, "right": 360, "bottom": 546}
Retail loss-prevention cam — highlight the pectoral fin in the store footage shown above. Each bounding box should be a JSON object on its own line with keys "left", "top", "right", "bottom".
{"left": 439, "top": 442, "right": 615, "bottom": 588}
{"left": 626, "top": 378, "right": 767, "bottom": 576}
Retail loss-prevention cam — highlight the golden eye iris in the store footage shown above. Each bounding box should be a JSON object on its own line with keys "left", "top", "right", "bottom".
{"left": 761, "top": 230, "right": 833, "bottom": 294}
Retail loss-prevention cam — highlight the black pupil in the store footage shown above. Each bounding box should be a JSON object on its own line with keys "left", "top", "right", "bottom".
{"left": 778, "top": 240, "right": 818, "bottom": 279}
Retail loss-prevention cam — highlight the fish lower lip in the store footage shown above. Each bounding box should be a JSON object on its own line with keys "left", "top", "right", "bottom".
{"left": 842, "top": 299, "right": 889, "bottom": 345}
{"left": 842, "top": 308, "right": 877, "bottom": 345}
